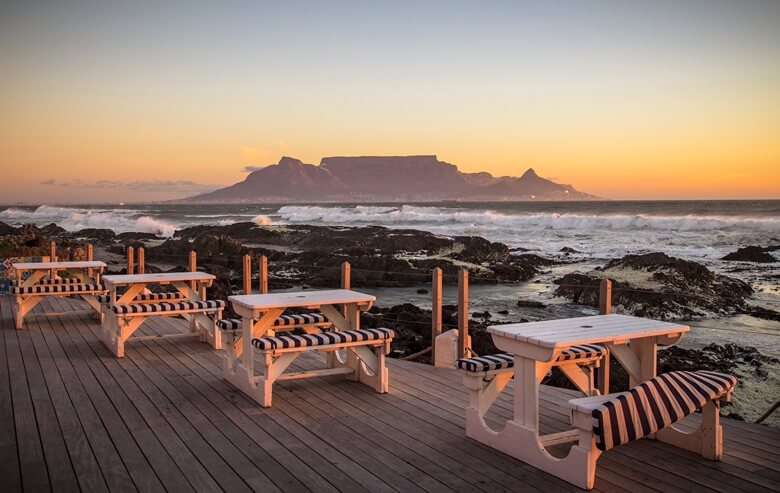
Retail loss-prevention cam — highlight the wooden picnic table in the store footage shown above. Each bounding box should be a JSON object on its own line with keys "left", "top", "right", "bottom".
{"left": 101, "top": 271, "right": 222, "bottom": 357}
{"left": 479, "top": 314, "right": 689, "bottom": 486}
{"left": 11, "top": 260, "right": 107, "bottom": 328}
{"left": 225, "top": 289, "right": 382, "bottom": 406}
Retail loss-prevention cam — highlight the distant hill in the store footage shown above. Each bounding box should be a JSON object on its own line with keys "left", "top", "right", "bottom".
{"left": 186, "top": 155, "right": 598, "bottom": 202}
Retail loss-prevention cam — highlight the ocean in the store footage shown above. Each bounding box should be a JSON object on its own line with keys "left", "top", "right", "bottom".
{"left": 1, "top": 200, "right": 779, "bottom": 354}
{"left": 2, "top": 200, "right": 779, "bottom": 424}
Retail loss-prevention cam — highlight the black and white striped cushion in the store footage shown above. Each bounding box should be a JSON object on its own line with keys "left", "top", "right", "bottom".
{"left": 11, "top": 283, "right": 104, "bottom": 295}
{"left": 591, "top": 370, "right": 737, "bottom": 452}
{"left": 557, "top": 344, "right": 606, "bottom": 361}
{"left": 217, "top": 313, "right": 330, "bottom": 331}
{"left": 252, "top": 327, "right": 394, "bottom": 351}
{"left": 456, "top": 353, "right": 514, "bottom": 372}
{"left": 111, "top": 299, "right": 225, "bottom": 315}
{"left": 456, "top": 344, "right": 607, "bottom": 372}
{"left": 97, "top": 292, "right": 186, "bottom": 304}
{"left": 11, "top": 277, "right": 81, "bottom": 287}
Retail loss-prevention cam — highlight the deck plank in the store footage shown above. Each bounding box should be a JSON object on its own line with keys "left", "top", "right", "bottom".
{"left": 3, "top": 296, "right": 780, "bottom": 493}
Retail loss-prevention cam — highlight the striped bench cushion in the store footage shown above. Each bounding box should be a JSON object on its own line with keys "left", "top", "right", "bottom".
{"left": 590, "top": 370, "right": 737, "bottom": 452}
{"left": 217, "top": 313, "right": 330, "bottom": 331}
{"left": 456, "top": 344, "right": 607, "bottom": 372}
{"left": 252, "top": 327, "right": 394, "bottom": 351}
{"left": 11, "top": 283, "right": 104, "bottom": 295}
{"left": 97, "top": 292, "right": 186, "bottom": 304}
{"left": 111, "top": 300, "right": 225, "bottom": 315}
{"left": 11, "top": 278, "right": 81, "bottom": 287}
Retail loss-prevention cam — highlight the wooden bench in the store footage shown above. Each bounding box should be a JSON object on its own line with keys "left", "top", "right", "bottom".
{"left": 104, "top": 300, "right": 225, "bottom": 357}
{"left": 565, "top": 370, "right": 737, "bottom": 489}
{"left": 247, "top": 327, "right": 394, "bottom": 407}
{"left": 216, "top": 313, "right": 332, "bottom": 337}
{"left": 11, "top": 282, "right": 106, "bottom": 328}
{"left": 457, "top": 344, "right": 607, "bottom": 425}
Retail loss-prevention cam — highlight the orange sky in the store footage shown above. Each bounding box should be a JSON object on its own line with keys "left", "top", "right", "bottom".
{"left": 1, "top": 2, "right": 778, "bottom": 203}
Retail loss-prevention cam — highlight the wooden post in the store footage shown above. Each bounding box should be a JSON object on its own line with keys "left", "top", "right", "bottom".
{"left": 258, "top": 255, "right": 268, "bottom": 294}
{"left": 87, "top": 243, "right": 93, "bottom": 278}
{"left": 458, "top": 268, "right": 470, "bottom": 359}
{"left": 598, "top": 278, "right": 612, "bottom": 394}
{"left": 189, "top": 250, "right": 197, "bottom": 290}
{"left": 431, "top": 267, "right": 443, "bottom": 365}
{"left": 599, "top": 278, "right": 612, "bottom": 315}
{"left": 49, "top": 241, "right": 57, "bottom": 278}
{"left": 243, "top": 254, "right": 251, "bottom": 294}
{"left": 126, "top": 246, "right": 134, "bottom": 275}
{"left": 137, "top": 247, "right": 145, "bottom": 275}
{"left": 340, "top": 262, "right": 351, "bottom": 290}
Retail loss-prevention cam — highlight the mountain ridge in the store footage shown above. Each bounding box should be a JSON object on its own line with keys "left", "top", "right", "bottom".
{"left": 185, "top": 155, "right": 599, "bottom": 202}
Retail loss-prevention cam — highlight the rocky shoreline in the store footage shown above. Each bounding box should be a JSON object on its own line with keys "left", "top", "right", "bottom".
{"left": 1, "top": 220, "right": 778, "bottom": 425}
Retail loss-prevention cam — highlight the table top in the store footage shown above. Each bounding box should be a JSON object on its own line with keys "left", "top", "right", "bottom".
{"left": 13, "top": 261, "right": 106, "bottom": 270}
{"left": 488, "top": 314, "right": 689, "bottom": 349}
{"left": 230, "top": 289, "right": 376, "bottom": 311}
{"left": 102, "top": 272, "right": 215, "bottom": 286}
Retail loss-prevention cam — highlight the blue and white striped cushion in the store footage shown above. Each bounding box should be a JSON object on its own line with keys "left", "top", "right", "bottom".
{"left": 217, "top": 313, "right": 330, "bottom": 331}
{"left": 591, "top": 370, "right": 737, "bottom": 452}
{"left": 252, "top": 327, "right": 394, "bottom": 351}
{"left": 111, "top": 299, "right": 225, "bottom": 315}
{"left": 11, "top": 283, "right": 104, "bottom": 295}
{"left": 97, "top": 292, "right": 186, "bottom": 304}
{"left": 456, "top": 344, "right": 607, "bottom": 372}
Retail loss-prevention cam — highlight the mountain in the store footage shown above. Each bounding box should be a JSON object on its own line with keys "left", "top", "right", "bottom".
{"left": 187, "top": 155, "right": 598, "bottom": 202}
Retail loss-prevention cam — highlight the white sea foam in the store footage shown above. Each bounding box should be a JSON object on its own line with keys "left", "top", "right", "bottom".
{"left": 252, "top": 214, "right": 273, "bottom": 226}
{"left": 0, "top": 205, "right": 177, "bottom": 237}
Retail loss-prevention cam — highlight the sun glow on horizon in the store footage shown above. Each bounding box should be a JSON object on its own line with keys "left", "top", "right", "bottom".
{"left": 1, "top": 1, "right": 778, "bottom": 203}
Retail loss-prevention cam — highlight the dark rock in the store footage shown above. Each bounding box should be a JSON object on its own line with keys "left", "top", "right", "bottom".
{"left": 0, "top": 222, "right": 17, "bottom": 235}
{"left": 39, "top": 223, "right": 67, "bottom": 236}
{"left": 748, "top": 306, "right": 780, "bottom": 322}
{"left": 473, "top": 311, "right": 492, "bottom": 319}
{"left": 72, "top": 228, "right": 116, "bottom": 242}
{"left": 722, "top": 245, "right": 778, "bottom": 263}
{"left": 117, "top": 231, "right": 161, "bottom": 241}
{"left": 517, "top": 300, "right": 546, "bottom": 308}
{"left": 559, "top": 247, "right": 580, "bottom": 254}
{"left": 416, "top": 288, "right": 429, "bottom": 294}
{"left": 555, "top": 252, "right": 753, "bottom": 319}
{"left": 497, "top": 310, "right": 509, "bottom": 315}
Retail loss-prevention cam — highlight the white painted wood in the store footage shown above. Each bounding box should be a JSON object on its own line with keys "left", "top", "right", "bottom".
{"left": 13, "top": 260, "right": 106, "bottom": 270}
{"left": 102, "top": 271, "right": 215, "bottom": 287}
{"left": 229, "top": 289, "right": 375, "bottom": 312}
{"left": 488, "top": 314, "right": 688, "bottom": 348}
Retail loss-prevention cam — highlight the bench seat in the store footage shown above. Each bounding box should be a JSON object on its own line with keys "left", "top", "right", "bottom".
{"left": 97, "top": 292, "right": 186, "bottom": 304}
{"left": 217, "top": 313, "right": 331, "bottom": 332}
{"left": 11, "top": 277, "right": 82, "bottom": 287}
{"left": 111, "top": 299, "right": 225, "bottom": 315}
{"left": 11, "top": 283, "right": 105, "bottom": 295}
{"left": 252, "top": 327, "right": 394, "bottom": 351}
{"left": 569, "top": 370, "right": 737, "bottom": 452}
{"left": 456, "top": 344, "right": 607, "bottom": 372}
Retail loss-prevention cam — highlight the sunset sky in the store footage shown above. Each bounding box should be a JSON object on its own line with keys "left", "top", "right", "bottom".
{"left": 1, "top": 1, "right": 778, "bottom": 203}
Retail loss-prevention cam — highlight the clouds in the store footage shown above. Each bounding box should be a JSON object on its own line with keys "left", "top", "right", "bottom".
{"left": 40, "top": 179, "right": 216, "bottom": 194}
{"left": 242, "top": 165, "right": 267, "bottom": 173}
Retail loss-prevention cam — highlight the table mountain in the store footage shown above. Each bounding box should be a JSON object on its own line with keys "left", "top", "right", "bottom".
{"left": 187, "top": 155, "right": 597, "bottom": 202}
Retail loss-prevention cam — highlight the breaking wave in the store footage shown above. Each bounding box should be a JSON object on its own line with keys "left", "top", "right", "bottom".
{"left": 276, "top": 205, "right": 780, "bottom": 233}
{"left": 0, "top": 205, "right": 177, "bottom": 237}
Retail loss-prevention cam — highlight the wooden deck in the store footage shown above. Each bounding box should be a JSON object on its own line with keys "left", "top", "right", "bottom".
{"left": 1, "top": 296, "right": 778, "bottom": 493}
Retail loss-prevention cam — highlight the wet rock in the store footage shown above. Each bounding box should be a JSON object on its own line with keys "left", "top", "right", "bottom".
{"left": 0, "top": 222, "right": 17, "bottom": 235}
{"left": 116, "top": 231, "right": 161, "bottom": 241}
{"left": 497, "top": 310, "right": 509, "bottom": 315}
{"left": 748, "top": 306, "right": 780, "bottom": 322}
{"left": 517, "top": 300, "right": 546, "bottom": 308}
{"left": 555, "top": 252, "right": 753, "bottom": 319}
{"left": 416, "top": 288, "right": 429, "bottom": 294}
{"left": 722, "top": 245, "right": 779, "bottom": 263}
{"left": 72, "top": 228, "right": 116, "bottom": 242}
{"left": 474, "top": 311, "right": 492, "bottom": 319}
{"left": 559, "top": 246, "right": 580, "bottom": 254}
